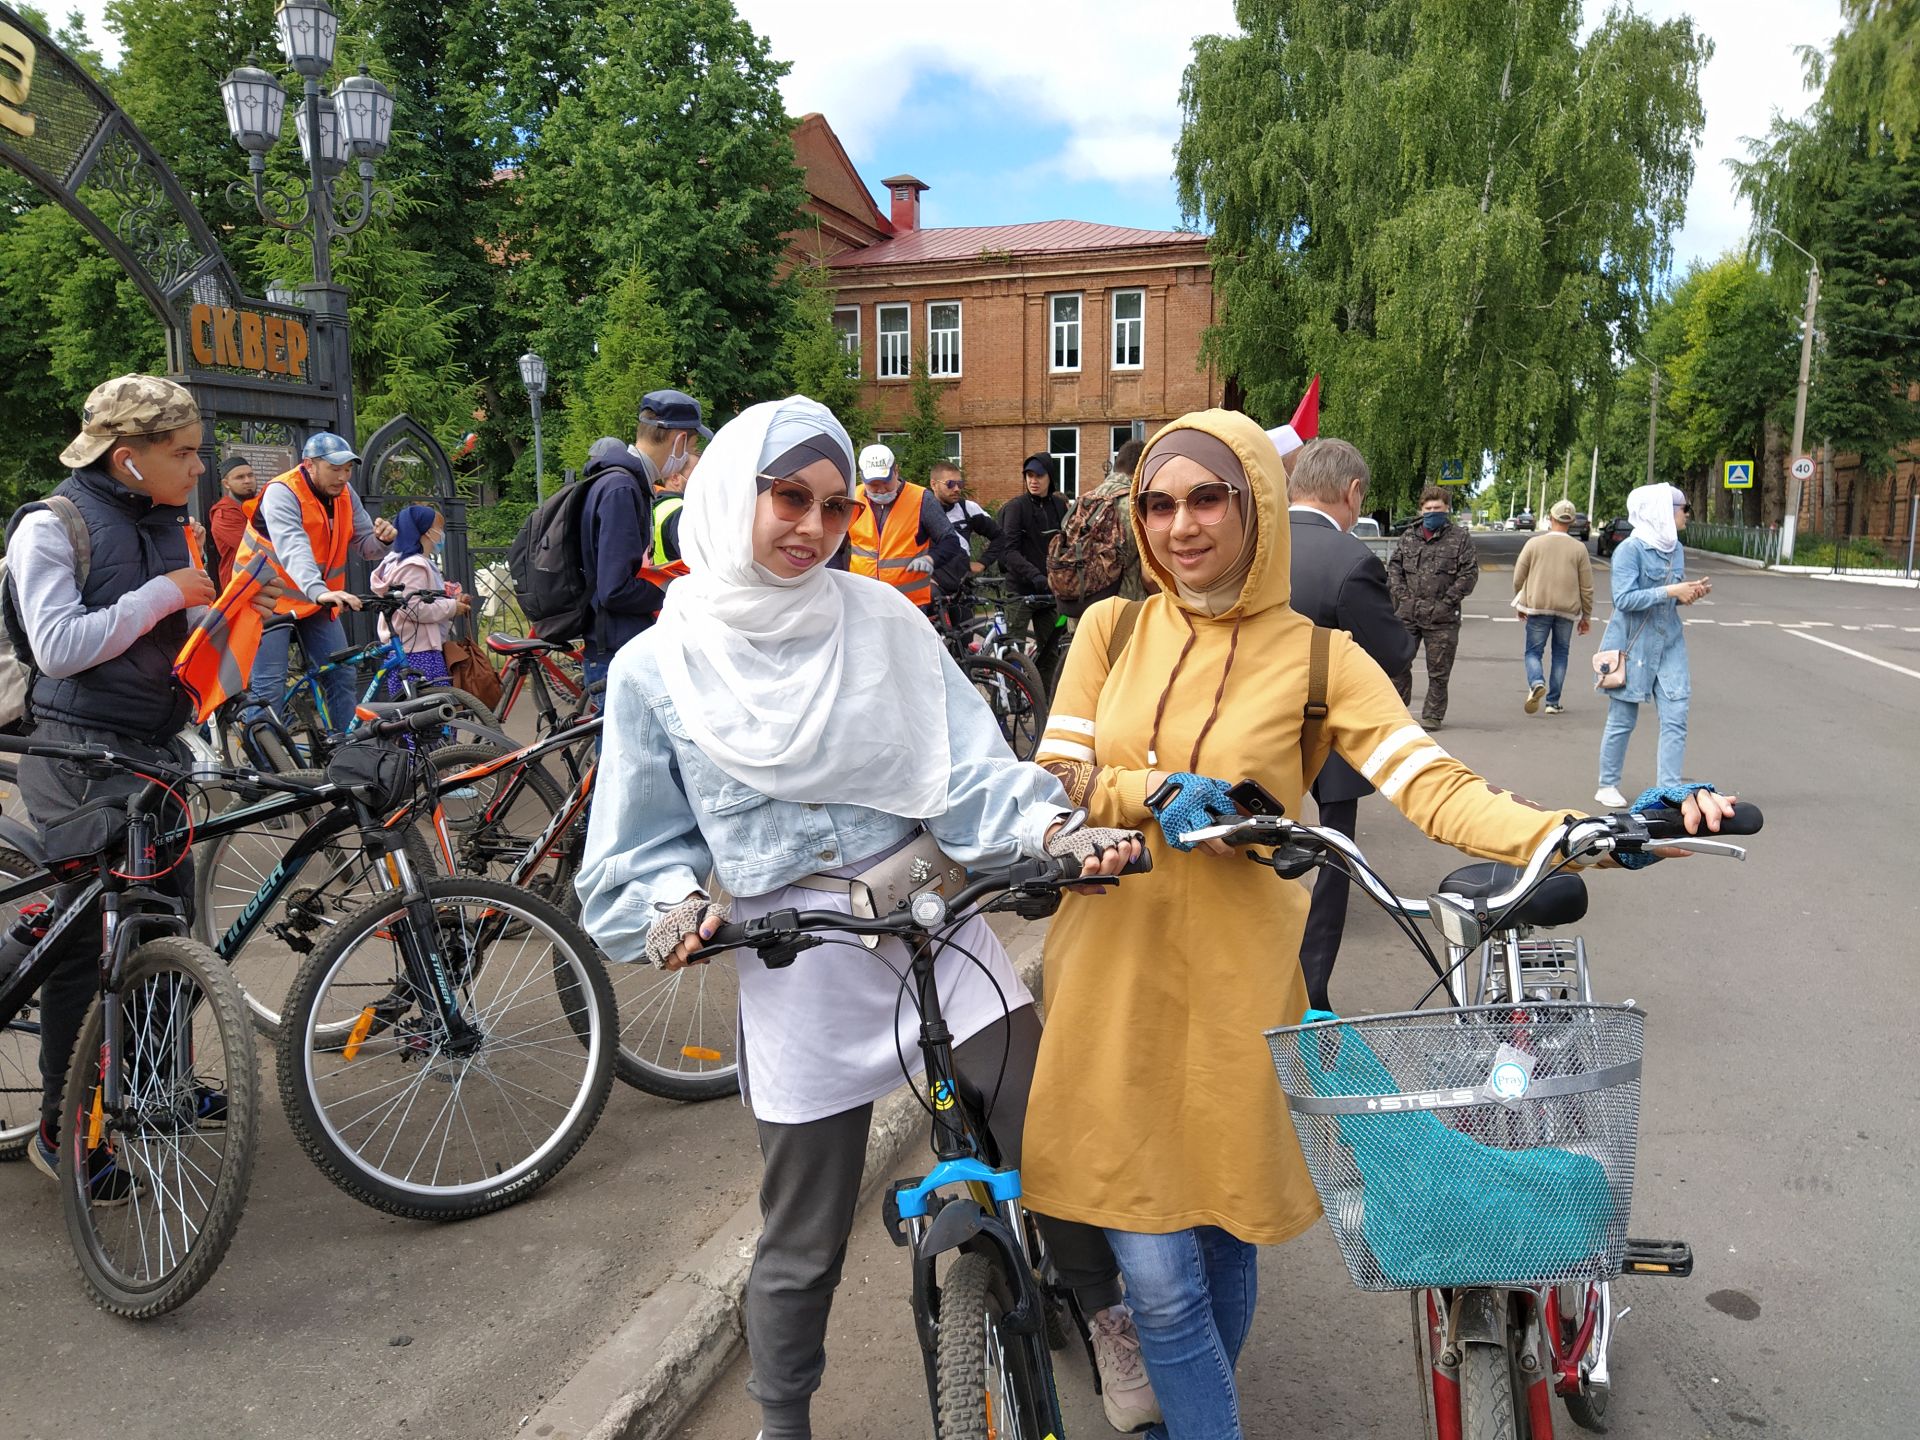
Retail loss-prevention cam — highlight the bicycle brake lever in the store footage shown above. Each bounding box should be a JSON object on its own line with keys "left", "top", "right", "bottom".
{"left": 1648, "top": 838, "right": 1747, "bottom": 860}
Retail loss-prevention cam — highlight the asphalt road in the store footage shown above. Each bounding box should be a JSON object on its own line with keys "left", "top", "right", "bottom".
{"left": 682, "top": 539, "right": 1920, "bottom": 1440}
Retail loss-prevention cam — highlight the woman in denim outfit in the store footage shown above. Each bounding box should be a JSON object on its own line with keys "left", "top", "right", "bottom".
{"left": 1593, "top": 483, "right": 1711, "bottom": 807}
{"left": 575, "top": 396, "right": 1162, "bottom": 1439}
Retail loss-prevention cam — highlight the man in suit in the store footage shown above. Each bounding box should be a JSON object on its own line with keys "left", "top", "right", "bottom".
{"left": 1287, "top": 438, "right": 1417, "bottom": 1012}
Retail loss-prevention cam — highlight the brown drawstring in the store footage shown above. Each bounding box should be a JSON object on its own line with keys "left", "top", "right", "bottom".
{"left": 1188, "top": 619, "right": 1243, "bottom": 771}
{"left": 1145, "top": 613, "right": 1200, "bottom": 768}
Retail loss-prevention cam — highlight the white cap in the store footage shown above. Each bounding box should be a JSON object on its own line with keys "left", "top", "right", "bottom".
{"left": 858, "top": 443, "right": 897, "bottom": 481}
{"left": 1266, "top": 424, "right": 1305, "bottom": 458}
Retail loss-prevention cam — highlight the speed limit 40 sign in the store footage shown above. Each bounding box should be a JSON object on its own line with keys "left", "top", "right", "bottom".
{"left": 1790, "top": 455, "right": 1815, "bottom": 481}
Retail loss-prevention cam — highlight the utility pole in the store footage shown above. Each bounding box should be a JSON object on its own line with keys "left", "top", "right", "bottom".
{"left": 1588, "top": 443, "right": 1599, "bottom": 521}
{"left": 1645, "top": 368, "right": 1660, "bottom": 490}
{"left": 1779, "top": 244, "right": 1820, "bottom": 563}
{"left": 1562, "top": 447, "right": 1573, "bottom": 501}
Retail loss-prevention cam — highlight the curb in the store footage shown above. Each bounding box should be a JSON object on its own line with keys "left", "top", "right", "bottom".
{"left": 522, "top": 925, "right": 1049, "bottom": 1440}
{"left": 1685, "top": 546, "right": 1769, "bottom": 570}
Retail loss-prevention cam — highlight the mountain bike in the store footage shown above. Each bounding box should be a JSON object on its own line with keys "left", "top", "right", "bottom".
{"left": 930, "top": 589, "right": 1049, "bottom": 761}
{"left": 0, "top": 733, "right": 259, "bottom": 1318}
{"left": 1184, "top": 799, "right": 1762, "bottom": 1439}
{"left": 689, "top": 845, "right": 1152, "bottom": 1439}
{"left": 487, "top": 632, "right": 586, "bottom": 733}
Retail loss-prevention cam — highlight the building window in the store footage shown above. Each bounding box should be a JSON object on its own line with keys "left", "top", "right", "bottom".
{"left": 1111, "top": 424, "right": 1135, "bottom": 467}
{"left": 1048, "top": 426, "right": 1080, "bottom": 499}
{"left": 944, "top": 432, "right": 963, "bottom": 466}
{"left": 831, "top": 306, "right": 861, "bottom": 379}
{"left": 1111, "top": 289, "right": 1144, "bottom": 370}
{"left": 928, "top": 302, "right": 962, "bottom": 378}
{"left": 878, "top": 303, "right": 911, "bottom": 380}
{"left": 1050, "top": 294, "right": 1082, "bottom": 373}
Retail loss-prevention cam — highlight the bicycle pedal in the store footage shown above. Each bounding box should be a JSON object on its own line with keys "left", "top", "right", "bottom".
{"left": 1623, "top": 1238, "right": 1693, "bottom": 1277}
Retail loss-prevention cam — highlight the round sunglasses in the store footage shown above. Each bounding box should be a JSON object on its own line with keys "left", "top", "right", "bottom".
{"left": 1135, "top": 481, "right": 1239, "bottom": 531}
{"left": 757, "top": 475, "right": 866, "bottom": 531}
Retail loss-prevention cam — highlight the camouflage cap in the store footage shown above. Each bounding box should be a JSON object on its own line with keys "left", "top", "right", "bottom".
{"left": 60, "top": 374, "right": 201, "bottom": 469}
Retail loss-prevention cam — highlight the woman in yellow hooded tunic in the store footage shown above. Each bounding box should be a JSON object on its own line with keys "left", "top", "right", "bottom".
{"left": 1022, "top": 410, "right": 1728, "bottom": 1436}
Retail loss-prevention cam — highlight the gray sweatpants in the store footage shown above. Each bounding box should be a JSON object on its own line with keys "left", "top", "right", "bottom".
{"left": 745, "top": 1002, "right": 1121, "bottom": 1439}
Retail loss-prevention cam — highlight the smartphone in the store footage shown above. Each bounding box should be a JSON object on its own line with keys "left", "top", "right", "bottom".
{"left": 1227, "top": 778, "right": 1285, "bottom": 818}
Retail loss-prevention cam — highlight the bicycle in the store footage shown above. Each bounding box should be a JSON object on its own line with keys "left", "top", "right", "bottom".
{"left": 487, "top": 632, "right": 586, "bottom": 732}
{"left": 1185, "top": 799, "right": 1762, "bottom": 1439}
{"left": 0, "top": 733, "right": 259, "bottom": 1318}
{"left": 688, "top": 844, "right": 1152, "bottom": 1438}
{"left": 929, "top": 589, "right": 1049, "bottom": 761}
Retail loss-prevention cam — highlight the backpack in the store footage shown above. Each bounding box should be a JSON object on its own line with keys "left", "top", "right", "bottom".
{"left": 0, "top": 496, "right": 92, "bottom": 731}
{"left": 1046, "top": 480, "right": 1130, "bottom": 609}
{"left": 507, "top": 478, "right": 600, "bottom": 642}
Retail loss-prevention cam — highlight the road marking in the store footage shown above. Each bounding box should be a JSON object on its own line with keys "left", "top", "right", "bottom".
{"left": 1784, "top": 629, "right": 1920, "bottom": 681}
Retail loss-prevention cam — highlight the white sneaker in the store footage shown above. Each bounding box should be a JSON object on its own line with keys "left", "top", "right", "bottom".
{"left": 1595, "top": 785, "right": 1628, "bottom": 808}
{"left": 1525, "top": 681, "right": 1546, "bottom": 714}
{"left": 1088, "top": 1304, "right": 1161, "bottom": 1432}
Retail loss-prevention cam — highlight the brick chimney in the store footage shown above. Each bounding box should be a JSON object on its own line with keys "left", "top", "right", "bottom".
{"left": 880, "top": 174, "right": 929, "bottom": 233}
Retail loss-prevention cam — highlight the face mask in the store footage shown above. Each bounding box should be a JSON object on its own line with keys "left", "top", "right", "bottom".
{"left": 659, "top": 437, "right": 693, "bottom": 481}
{"left": 866, "top": 480, "right": 900, "bottom": 503}
{"left": 1420, "top": 512, "right": 1448, "bottom": 534}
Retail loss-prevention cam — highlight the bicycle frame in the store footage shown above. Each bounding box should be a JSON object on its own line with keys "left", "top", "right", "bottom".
{"left": 495, "top": 645, "right": 583, "bottom": 728}
{"left": 422, "top": 719, "right": 601, "bottom": 877}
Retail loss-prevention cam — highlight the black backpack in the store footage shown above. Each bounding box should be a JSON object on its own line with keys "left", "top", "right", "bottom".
{"left": 507, "top": 479, "right": 599, "bottom": 642}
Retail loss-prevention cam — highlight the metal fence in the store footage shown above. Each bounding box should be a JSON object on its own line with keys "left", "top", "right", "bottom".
{"left": 1688, "top": 522, "right": 1782, "bottom": 567}
{"left": 469, "top": 544, "right": 531, "bottom": 638}
{"left": 1691, "top": 511, "right": 1919, "bottom": 579}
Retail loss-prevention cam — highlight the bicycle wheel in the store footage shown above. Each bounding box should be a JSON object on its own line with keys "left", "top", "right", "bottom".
{"left": 602, "top": 956, "right": 740, "bottom": 1101}
{"left": 60, "top": 935, "right": 258, "bottom": 1319}
{"left": 1459, "top": 1340, "right": 1522, "bottom": 1440}
{"left": 987, "top": 644, "right": 1052, "bottom": 724}
{"left": 1554, "top": 1282, "right": 1612, "bottom": 1431}
{"left": 935, "top": 1250, "right": 1064, "bottom": 1440}
{"left": 277, "top": 877, "right": 615, "bottom": 1219}
{"left": 193, "top": 777, "right": 439, "bottom": 1036}
{"left": 965, "top": 657, "right": 1044, "bottom": 761}
{"left": 422, "top": 744, "right": 571, "bottom": 893}
{"left": 0, "top": 847, "right": 51, "bottom": 1160}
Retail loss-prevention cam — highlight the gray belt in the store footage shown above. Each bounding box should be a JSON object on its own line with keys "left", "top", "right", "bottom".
{"left": 792, "top": 829, "right": 967, "bottom": 949}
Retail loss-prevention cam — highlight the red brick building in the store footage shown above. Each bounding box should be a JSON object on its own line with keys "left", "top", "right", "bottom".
{"left": 791, "top": 114, "right": 1222, "bottom": 502}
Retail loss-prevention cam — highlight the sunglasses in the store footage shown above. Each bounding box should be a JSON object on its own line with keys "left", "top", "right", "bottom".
{"left": 1677, "top": 503, "right": 1692, "bottom": 514}
{"left": 1135, "top": 482, "right": 1238, "bottom": 531}
{"left": 757, "top": 475, "right": 865, "bottom": 530}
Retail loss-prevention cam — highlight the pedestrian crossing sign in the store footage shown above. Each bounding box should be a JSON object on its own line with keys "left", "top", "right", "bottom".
{"left": 1440, "top": 458, "right": 1466, "bottom": 485}
{"left": 1723, "top": 460, "right": 1754, "bottom": 490}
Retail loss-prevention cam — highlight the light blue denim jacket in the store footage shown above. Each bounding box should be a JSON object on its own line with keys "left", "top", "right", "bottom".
{"left": 1599, "top": 538, "right": 1688, "bottom": 703}
{"left": 576, "top": 632, "right": 1071, "bottom": 964}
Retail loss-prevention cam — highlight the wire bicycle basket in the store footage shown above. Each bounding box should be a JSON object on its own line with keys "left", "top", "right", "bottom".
{"left": 1266, "top": 1004, "right": 1645, "bottom": 1291}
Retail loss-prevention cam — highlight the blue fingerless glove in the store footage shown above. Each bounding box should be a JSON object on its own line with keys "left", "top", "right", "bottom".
{"left": 1617, "top": 781, "right": 1717, "bottom": 870}
{"left": 1147, "top": 773, "right": 1237, "bottom": 852}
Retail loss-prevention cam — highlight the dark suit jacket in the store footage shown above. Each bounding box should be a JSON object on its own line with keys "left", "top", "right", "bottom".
{"left": 1289, "top": 510, "right": 1418, "bottom": 802}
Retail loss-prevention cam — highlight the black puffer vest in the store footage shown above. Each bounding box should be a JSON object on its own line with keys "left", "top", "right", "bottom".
{"left": 30, "top": 466, "right": 194, "bottom": 743}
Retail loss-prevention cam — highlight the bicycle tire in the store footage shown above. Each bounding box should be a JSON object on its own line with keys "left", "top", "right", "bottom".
{"left": 277, "top": 877, "right": 615, "bottom": 1219}
{"left": 1556, "top": 1282, "right": 1613, "bottom": 1431}
{"left": 193, "top": 776, "right": 439, "bottom": 1037}
{"left": 935, "top": 1250, "right": 1065, "bottom": 1440}
{"left": 0, "top": 847, "right": 50, "bottom": 1160}
{"left": 987, "top": 645, "right": 1052, "bottom": 727}
{"left": 964, "top": 656, "right": 1044, "bottom": 762}
{"left": 599, "top": 955, "right": 740, "bottom": 1102}
{"left": 61, "top": 936, "right": 258, "bottom": 1319}
{"left": 421, "top": 743, "right": 571, "bottom": 892}
{"left": 1459, "top": 1341, "right": 1521, "bottom": 1440}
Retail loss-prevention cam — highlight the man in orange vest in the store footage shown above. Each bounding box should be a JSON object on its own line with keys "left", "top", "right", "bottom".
{"left": 845, "top": 443, "right": 966, "bottom": 611}
{"left": 235, "top": 431, "right": 397, "bottom": 733}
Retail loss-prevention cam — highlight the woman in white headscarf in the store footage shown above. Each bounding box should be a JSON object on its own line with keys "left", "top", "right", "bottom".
{"left": 1592, "top": 483, "right": 1711, "bottom": 806}
{"left": 574, "top": 397, "right": 1161, "bottom": 1438}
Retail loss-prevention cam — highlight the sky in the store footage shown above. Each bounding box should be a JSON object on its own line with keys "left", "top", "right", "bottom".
{"left": 58, "top": 0, "right": 1846, "bottom": 279}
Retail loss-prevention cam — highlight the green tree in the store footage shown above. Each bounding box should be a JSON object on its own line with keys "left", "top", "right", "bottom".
{"left": 559, "top": 260, "right": 678, "bottom": 470}
{"left": 1820, "top": 0, "right": 1920, "bottom": 160}
{"left": 778, "top": 260, "right": 875, "bottom": 443}
{"left": 1175, "top": 0, "right": 1709, "bottom": 509}
{"left": 893, "top": 357, "right": 948, "bottom": 486}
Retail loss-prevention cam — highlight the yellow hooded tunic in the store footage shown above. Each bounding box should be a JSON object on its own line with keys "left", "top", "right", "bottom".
{"left": 1023, "top": 410, "right": 1575, "bottom": 1243}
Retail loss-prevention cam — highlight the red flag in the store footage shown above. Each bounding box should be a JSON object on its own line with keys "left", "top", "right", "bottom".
{"left": 1291, "top": 375, "right": 1321, "bottom": 442}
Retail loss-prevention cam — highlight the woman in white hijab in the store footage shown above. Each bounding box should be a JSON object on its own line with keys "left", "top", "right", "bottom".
{"left": 575, "top": 396, "right": 1161, "bottom": 1438}
{"left": 1593, "top": 483, "right": 1711, "bottom": 806}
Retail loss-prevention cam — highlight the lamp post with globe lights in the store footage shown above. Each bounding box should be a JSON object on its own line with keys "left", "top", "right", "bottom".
{"left": 220, "top": 0, "right": 393, "bottom": 444}
{"left": 519, "top": 351, "right": 550, "bottom": 505}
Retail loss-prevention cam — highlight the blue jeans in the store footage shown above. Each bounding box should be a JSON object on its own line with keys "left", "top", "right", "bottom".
{"left": 1104, "top": 1226, "right": 1259, "bottom": 1439}
{"left": 245, "top": 609, "right": 358, "bottom": 734}
{"left": 582, "top": 652, "right": 612, "bottom": 692}
{"left": 1598, "top": 693, "right": 1688, "bottom": 789}
{"left": 1523, "top": 614, "right": 1574, "bottom": 705}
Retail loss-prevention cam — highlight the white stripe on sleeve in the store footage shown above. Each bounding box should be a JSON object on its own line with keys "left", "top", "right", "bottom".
{"left": 1048, "top": 715, "right": 1096, "bottom": 737}
{"left": 1379, "top": 745, "right": 1448, "bottom": 799}
{"left": 1038, "top": 738, "right": 1095, "bottom": 764}
{"left": 1360, "top": 725, "right": 1428, "bottom": 781}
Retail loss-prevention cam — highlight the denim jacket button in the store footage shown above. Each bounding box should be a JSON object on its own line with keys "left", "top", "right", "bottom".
{"left": 818, "top": 849, "right": 836, "bottom": 861}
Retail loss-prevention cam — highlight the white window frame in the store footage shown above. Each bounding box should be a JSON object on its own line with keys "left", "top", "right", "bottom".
{"left": 1110, "top": 288, "right": 1145, "bottom": 370}
{"left": 878, "top": 302, "right": 911, "bottom": 381}
{"left": 1110, "top": 425, "right": 1134, "bottom": 466}
{"left": 831, "top": 305, "right": 861, "bottom": 379}
{"left": 1048, "top": 425, "right": 1080, "bottom": 499}
{"left": 875, "top": 431, "right": 906, "bottom": 448}
{"left": 944, "top": 431, "right": 963, "bottom": 466}
{"left": 927, "top": 300, "right": 963, "bottom": 378}
{"left": 1050, "top": 293, "right": 1082, "bottom": 374}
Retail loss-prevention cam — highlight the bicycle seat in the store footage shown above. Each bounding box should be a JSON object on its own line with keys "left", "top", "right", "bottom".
{"left": 485, "top": 633, "right": 571, "bottom": 656}
{"left": 1436, "top": 862, "right": 1588, "bottom": 930}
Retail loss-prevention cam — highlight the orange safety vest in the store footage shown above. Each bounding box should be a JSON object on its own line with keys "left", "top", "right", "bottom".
{"left": 174, "top": 543, "right": 276, "bottom": 723}
{"left": 233, "top": 465, "right": 353, "bottom": 618}
{"left": 848, "top": 481, "right": 933, "bottom": 608}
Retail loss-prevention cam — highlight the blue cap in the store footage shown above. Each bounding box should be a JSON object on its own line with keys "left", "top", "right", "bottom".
{"left": 638, "top": 389, "right": 712, "bottom": 440}
{"left": 302, "top": 431, "right": 360, "bottom": 464}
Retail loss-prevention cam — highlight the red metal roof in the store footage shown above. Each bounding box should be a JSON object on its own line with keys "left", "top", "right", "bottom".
{"left": 828, "top": 219, "right": 1204, "bottom": 269}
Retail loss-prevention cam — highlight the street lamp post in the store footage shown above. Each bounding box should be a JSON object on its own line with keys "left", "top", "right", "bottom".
{"left": 519, "top": 351, "right": 548, "bottom": 505}
{"left": 1768, "top": 226, "right": 1821, "bottom": 563}
{"left": 220, "top": 0, "right": 393, "bottom": 444}
{"left": 1644, "top": 367, "right": 1660, "bottom": 490}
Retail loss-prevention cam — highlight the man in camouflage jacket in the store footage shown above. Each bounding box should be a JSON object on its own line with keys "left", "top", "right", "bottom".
{"left": 1386, "top": 485, "right": 1479, "bottom": 728}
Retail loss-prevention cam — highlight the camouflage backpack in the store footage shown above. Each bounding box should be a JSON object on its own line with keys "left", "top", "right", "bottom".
{"left": 1046, "top": 476, "right": 1130, "bottom": 607}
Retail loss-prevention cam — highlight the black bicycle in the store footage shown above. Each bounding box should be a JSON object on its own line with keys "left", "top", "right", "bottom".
{"left": 690, "top": 844, "right": 1150, "bottom": 1437}
{"left": 0, "top": 734, "right": 259, "bottom": 1318}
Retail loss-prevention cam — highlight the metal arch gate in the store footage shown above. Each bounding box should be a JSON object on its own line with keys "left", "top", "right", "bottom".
{"left": 356, "top": 414, "right": 474, "bottom": 601}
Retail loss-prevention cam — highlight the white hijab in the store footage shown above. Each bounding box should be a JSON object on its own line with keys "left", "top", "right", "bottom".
{"left": 1626, "top": 483, "right": 1685, "bottom": 555}
{"left": 654, "top": 396, "right": 953, "bottom": 817}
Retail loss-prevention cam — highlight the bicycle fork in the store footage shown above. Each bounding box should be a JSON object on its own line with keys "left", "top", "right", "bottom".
{"left": 366, "top": 837, "right": 484, "bottom": 1056}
